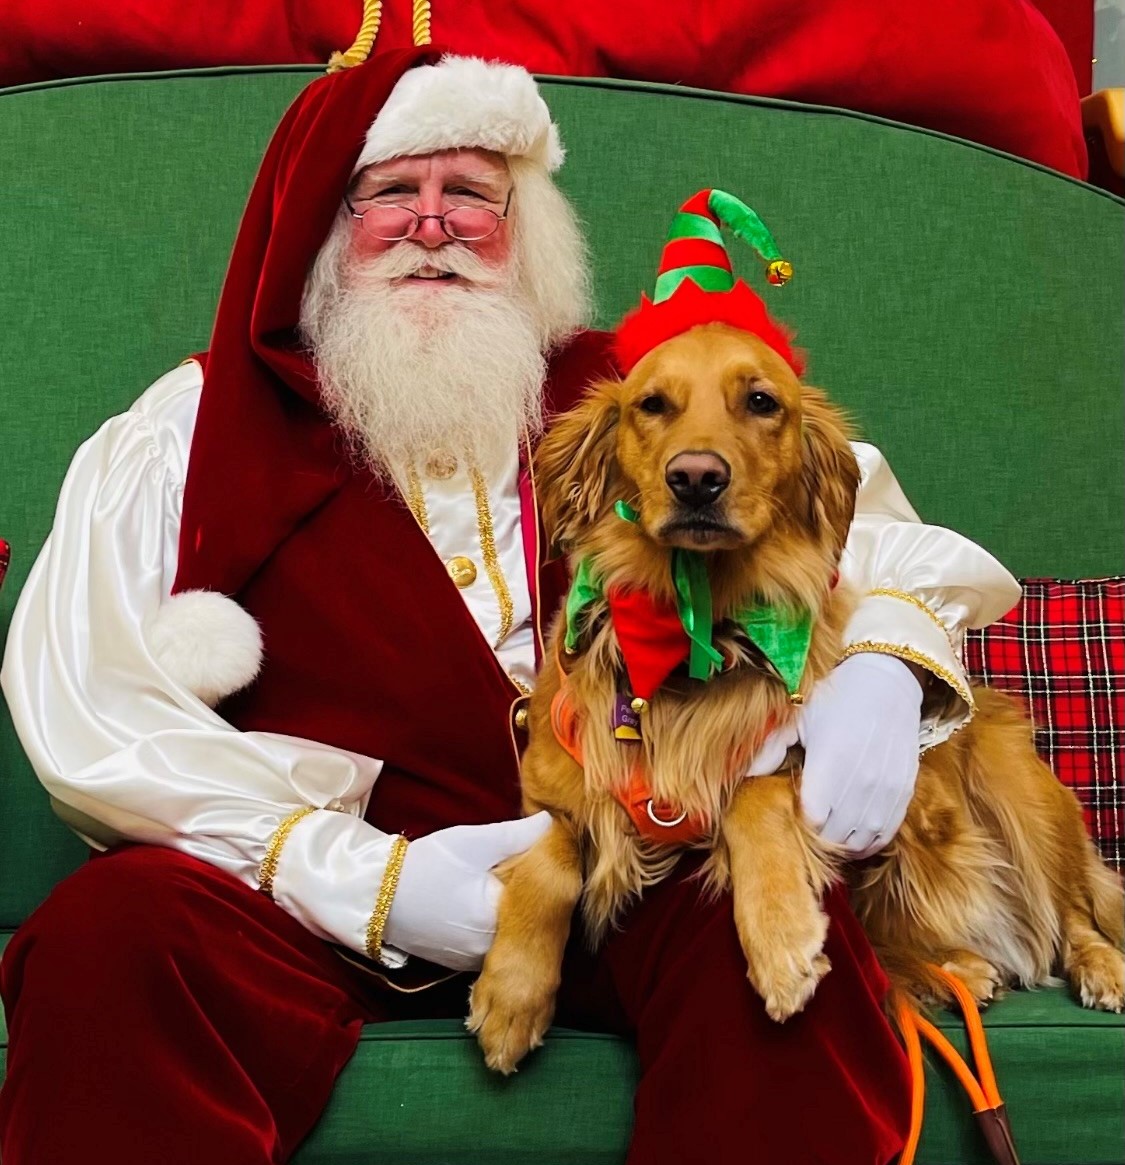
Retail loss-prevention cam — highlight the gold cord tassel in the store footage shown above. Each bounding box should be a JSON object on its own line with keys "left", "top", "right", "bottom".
{"left": 411, "top": 0, "right": 432, "bottom": 45}
{"left": 327, "top": 0, "right": 384, "bottom": 72}
{"left": 327, "top": 0, "right": 432, "bottom": 71}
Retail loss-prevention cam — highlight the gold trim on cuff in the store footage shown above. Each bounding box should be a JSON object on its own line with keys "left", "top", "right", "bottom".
{"left": 841, "top": 641, "right": 975, "bottom": 711}
{"left": 866, "top": 588, "right": 956, "bottom": 650}
{"left": 365, "top": 835, "right": 410, "bottom": 963}
{"left": 258, "top": 806, "right": 317, "bottom": 899}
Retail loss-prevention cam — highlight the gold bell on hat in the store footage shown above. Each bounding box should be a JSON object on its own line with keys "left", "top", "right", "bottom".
{"left": 766, "top": 259, "right": 793, "bottom": 286}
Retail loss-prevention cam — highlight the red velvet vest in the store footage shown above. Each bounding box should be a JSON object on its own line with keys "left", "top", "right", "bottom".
{"left": 218, "top": 331, "right": 614, "bottom": 837}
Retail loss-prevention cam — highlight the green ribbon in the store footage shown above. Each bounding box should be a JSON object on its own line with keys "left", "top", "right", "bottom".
{"left": 562, "top": 501, "right": 814, "bottom": 694}
{"left": 670, "top": 549, "right": 725, "bottom": 679}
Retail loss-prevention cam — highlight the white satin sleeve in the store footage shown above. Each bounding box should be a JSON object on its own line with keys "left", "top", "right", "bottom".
{"left": 0, "top": 362, "right": 406, "bottom": 965}
{"left": 837, "top": 442, "right": 1022, "bottom": 749}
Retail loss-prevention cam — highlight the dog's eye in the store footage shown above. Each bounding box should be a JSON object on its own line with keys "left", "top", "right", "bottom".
{"left": 746, "top": 391, "right": 779, "bottom": 416}
{"left": 638, "top": 394, "right": 669, "bottom": 416}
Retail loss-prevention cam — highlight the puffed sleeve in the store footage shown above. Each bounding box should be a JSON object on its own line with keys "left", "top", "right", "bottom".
{"left": 1, "top": 363, "right": 407, "bottom": 965}
{"left": 838, "top": 442, "right": 1022, "bottom": 749}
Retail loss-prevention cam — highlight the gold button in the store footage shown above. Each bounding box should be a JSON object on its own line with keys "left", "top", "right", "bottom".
{"left": 425, "top": 450, "right": 458, "bottom": 480}
{"left": 447, "top": 556, "right": 477, "bottom": 587}
{"left": 514, "top": 707, "right": 529, "bottom": 730}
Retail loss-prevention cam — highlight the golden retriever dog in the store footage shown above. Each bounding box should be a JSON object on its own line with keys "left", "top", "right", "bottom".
{"left": 466, "top": 323, "right": 1125, "bottom": 1075}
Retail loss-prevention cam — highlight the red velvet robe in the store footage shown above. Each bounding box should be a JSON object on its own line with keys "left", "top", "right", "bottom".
{"left": 218, "top": 330, "right": 613, "bottom": 838}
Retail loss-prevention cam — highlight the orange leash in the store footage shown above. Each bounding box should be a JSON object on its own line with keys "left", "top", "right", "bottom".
{"left": 896, "top": 964, "right": 1021, "bottom": 1165}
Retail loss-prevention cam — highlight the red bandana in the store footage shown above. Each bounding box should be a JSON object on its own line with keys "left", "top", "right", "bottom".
{"left": 606, "top": 586, "right": 691, "bottom": 702}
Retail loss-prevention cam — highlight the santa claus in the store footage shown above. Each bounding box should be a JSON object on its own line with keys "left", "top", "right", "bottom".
{"left": 0, "top": 49, "right": 1020, "bottom": 1163}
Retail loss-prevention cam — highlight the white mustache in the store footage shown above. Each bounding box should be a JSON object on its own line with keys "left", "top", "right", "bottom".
{"left": 356, "top": 243, "right": 504, "bottom": 287}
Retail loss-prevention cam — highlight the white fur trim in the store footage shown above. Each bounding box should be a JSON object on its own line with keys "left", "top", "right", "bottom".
{"left": 146, "top": 591, "right": 264, "bottom": 708}
{"left": 354, "top": 55, "right": 564, "bottom": 174}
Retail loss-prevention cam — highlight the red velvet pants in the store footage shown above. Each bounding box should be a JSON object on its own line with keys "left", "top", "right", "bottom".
{"left": 0, "top": 845, "right": 910, "bottom": 1163}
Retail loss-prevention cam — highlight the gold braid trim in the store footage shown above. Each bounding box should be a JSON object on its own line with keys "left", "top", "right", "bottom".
{"left": 366, "top": 835, "right": 410, "bottom": 961}
{"left": 404, "top": 464, "right": 431, "bottom": 535}
{"left": 258, "top": 806, "right": 318, "bottom": 899}
{"left": 841, "top": 641, "right": 975, "bottom": 711}
{"left": 327, "top": 0, "right": 384, "bottom": 72}
{"left": 412, "top": 0, "right": 433, "bottom": 45}
{"left": 405, "top": 461, "right": 523, "bottom": 663}
{"left": 867, "top": 588, "right": 956, "bottom": 651}
{"left": 470, "top": 465, "right": 515, "bottom": 646}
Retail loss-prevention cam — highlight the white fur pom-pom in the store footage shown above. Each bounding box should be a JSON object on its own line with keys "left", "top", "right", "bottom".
{"left": 145, "top": 590, "right": 264, "bottom": 707}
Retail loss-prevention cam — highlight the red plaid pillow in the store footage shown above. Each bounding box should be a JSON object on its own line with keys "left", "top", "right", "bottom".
{"left": 964, "top": 578, "right": 1124, "bottom": 872}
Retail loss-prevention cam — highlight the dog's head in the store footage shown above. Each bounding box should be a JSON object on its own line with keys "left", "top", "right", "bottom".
{"left": 537, "top": 324, "right": 859, "bottom": 604}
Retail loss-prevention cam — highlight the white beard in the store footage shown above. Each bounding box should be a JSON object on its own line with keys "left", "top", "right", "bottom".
{"left": 300, "top": 239, "right": 546, "bottom": 481}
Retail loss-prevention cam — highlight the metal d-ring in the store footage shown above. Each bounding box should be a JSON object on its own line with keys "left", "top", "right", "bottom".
{"left": 646, "top": 800, "right": 688, "bottom": 828}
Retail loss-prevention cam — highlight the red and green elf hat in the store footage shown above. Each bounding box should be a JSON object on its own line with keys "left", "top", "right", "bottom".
{"left": 614, "top": 188, "right": 803, "bottom": 376}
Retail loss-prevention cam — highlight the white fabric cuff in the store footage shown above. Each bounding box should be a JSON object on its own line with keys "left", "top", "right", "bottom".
{"left": 269, "top": 808, "right": 407, "bottom": 968}
{"left": 842, "top": 591, "right": 975, "bottom": 751}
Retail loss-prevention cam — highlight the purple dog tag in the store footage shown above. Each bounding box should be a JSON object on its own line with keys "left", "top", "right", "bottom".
{"left": 612, "top": 694, "right": 642, "bottom": 741}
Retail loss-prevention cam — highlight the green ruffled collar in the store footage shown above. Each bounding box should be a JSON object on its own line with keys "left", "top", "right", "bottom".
{"left": 564, "top": 501, "right": 813, "bottom": 697}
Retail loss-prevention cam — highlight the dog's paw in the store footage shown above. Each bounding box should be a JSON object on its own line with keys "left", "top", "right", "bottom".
{"left": 467, "top": 970, "right": 555, "bottom": 1075}
{"left": 759, "top": 951, "right": 832, "bottom": 1023}
{"left": 1071, "top": 944, "right": 1125, "bottom": 1013}
{"left": 941, "top": 952, "right": 1004, "bottom": 1008}
{"left": 740, "top": 904, "right": 832, "bottom": 1023}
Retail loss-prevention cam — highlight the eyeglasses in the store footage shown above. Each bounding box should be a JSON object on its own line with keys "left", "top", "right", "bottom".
{"left": 344, "top": 189, "right": 513, "bottom": 243}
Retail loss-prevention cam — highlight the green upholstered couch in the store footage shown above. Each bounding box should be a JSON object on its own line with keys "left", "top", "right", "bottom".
{"left": 1, "top": 68, "right": 1123, "bottom": 1164}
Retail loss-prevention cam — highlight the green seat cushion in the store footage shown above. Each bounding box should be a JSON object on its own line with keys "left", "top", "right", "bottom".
{"left": 1, "top": 931, "right": 1118, "bottom": 1165}
{"left": 298, "top": 989, "right": 1125, "bottom": 1165}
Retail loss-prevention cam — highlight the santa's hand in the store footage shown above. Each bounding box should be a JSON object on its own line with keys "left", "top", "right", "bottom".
{"left": 746, "top": 718, "right": 800, "bottom": 777}
{"left": 382, "top": 812, "right": 552, "bottom": 971}
{"left": 795, "top": 654, "right": 923, "bottom": 857}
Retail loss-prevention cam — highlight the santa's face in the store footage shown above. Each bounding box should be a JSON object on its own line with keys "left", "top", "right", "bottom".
{"left": 346, "top": 149, "right": 513, "bottom": 280}
{"left": 301, "top": 149, "right": 590, "bottom": 481}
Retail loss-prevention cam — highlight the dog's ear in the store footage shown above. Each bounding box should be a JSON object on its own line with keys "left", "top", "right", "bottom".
{"left": 535, "top": 380, "right": 621, "bottom": 553}
{"left": 796, "top": 386, "right": 860, "bottom": 558}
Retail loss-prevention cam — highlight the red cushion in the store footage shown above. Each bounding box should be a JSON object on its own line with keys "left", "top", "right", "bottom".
{"left": 964, "top": 578, "right": 1124, "bottom": 871}
{"left": 0, "top": 1, "right": 1087, "bottom": 178}
{"left": 0, "top": 539, "right": 9, "bottom": 591}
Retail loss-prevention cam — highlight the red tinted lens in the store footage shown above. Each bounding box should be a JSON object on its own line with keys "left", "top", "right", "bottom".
{"left": 359, "top": 207, "right": 419, "bottom": 240}
{"left": 442, "top": 208, "right": 500, "bottom": 241}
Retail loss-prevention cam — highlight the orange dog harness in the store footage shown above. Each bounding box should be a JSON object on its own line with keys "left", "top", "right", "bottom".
{"left": 550, "top": 661, "right": 711, "bottom": 846}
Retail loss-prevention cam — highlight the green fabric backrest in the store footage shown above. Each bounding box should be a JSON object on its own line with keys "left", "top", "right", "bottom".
{"left": 1, "top": 67, "right": 1122, "bottom": 924}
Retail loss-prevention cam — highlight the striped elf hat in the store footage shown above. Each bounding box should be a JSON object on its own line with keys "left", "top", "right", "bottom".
{"left": 615, "top": 188, "right": 803, "bottom": 376}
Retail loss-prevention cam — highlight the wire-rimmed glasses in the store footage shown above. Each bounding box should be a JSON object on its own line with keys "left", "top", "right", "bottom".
{"left": 345, "top": 189, "right": 512, "bottom": 242}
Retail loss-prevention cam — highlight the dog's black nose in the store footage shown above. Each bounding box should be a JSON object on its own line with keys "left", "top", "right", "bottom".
{"left": 665, "top": 452, "right": 730, "bottom": 508}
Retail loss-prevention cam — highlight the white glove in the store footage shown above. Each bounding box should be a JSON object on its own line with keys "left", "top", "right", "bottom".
{"left": 382, "top": 811, "right": 552, "bottom": 971}
{"left": 748, "top": 653, "right": 924, "bottom": 857}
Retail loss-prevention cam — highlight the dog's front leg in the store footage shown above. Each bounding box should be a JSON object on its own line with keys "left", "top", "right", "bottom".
{"left": 467, "top": 816, "right": 583, "bottom": 1074}
{"left": 722, "top": 776, "right": 833, "bottom": 1022}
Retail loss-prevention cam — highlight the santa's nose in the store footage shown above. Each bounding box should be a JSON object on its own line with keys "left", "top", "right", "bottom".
{"left": 665, "top": 451, "right": 730, "bottom": 508}
{"left": 412, "top": 215, "right": 448, "bottom": 248}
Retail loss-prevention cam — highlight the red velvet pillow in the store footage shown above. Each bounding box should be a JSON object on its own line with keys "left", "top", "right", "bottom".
{"left": 0, "top": 539, "right": 9, "bottom": 591}
{"left": 964, "top": 578, "right": 1124, "bottom": 871}
{"left": 0, "top": 1, "right": 1087, "bottom": 178}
